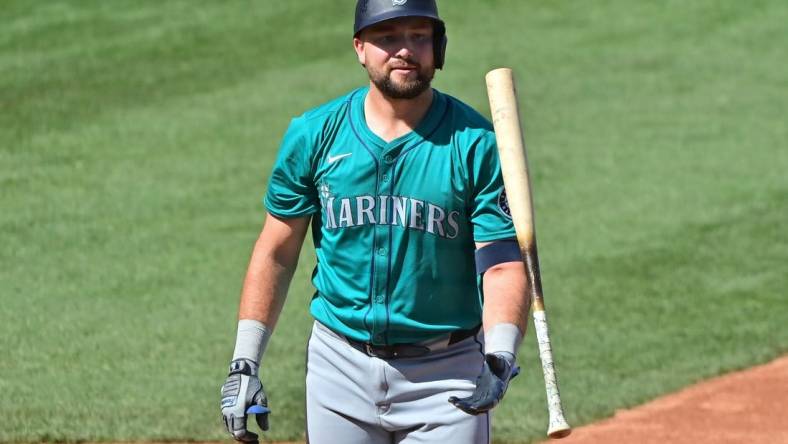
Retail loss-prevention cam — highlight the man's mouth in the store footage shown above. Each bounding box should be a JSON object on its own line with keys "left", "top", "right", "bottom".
{"left": 389, "top": 63, "right": 419, "bottom": 72}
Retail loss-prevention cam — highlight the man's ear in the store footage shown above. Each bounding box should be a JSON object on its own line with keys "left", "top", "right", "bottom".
{"left": 353, "top": 37, "right": 366, "bottom": 67}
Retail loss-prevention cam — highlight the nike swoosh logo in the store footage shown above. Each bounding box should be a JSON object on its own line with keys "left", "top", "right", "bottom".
{"left": 328, "top": 153, "right": 352, "bottom": 164}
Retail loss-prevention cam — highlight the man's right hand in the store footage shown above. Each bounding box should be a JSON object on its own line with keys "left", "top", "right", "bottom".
{"left": 220, "top": 359, "right": 270, "bottom": 443}
{"left": 448, "top": 352, "right": 519, "bottom": 415}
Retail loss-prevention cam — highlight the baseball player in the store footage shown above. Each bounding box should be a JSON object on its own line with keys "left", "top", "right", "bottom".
{"left": 220, "top": 1, "right": 530, "bottom": 443}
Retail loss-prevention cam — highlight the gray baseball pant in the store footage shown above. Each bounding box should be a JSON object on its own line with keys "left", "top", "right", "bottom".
{"left": 305, "top": 321, "right": 491, "bottom": 443}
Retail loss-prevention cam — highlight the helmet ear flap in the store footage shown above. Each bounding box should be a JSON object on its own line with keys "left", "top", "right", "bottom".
{"left": 434, "top": 22, "right": 447, "bottom": 70}
{"left": 435, "top": 34, "right": 447, "bottom": 70}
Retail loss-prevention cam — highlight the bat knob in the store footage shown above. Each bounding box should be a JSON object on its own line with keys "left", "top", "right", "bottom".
{"left": 548, "top": 427, "right": 572, "bottom": 439}
{"left": 547, "top": 412, "right": 571, "bottom": 439}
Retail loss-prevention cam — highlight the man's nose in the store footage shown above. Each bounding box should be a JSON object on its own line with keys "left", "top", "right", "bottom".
{"left": 392, "top": 43, "right": 414, "bottom": 59}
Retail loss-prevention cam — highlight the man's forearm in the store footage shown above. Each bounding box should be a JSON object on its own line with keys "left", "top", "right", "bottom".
{"left": 238, "top": 235, "right": 301, "bottom": 330}
{"left": 482, "top": 260, "right": 530, "bottom": 334}
{"left": 237, "top": 214, "right": 310, "bottom": 330}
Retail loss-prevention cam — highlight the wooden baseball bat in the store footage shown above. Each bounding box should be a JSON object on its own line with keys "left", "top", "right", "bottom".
{"left": 485, "top": 68, "right": 571, "bottom": 439}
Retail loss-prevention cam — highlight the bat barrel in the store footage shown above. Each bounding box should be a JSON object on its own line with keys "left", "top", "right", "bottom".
{"left": 484, "top": 68, "right": 537, "bottom": 251}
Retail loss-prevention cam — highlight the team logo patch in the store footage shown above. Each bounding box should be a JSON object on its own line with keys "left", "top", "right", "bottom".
{"left": 392, "top": 0, "right": 407, "bottom": 6}
{"left": 498, "top": 189, "right": 512, "bottom": 219}
{"left": 319, "top": 181, "right": 332, "bottom": 200}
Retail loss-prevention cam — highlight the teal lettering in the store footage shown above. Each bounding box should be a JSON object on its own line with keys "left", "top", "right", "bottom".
{"left": 325, "top": 197, "right": 337, "bottom": 229}
{"left": 409, "top": 199, "right": 425, "bottom": 230}
{"left": 338, "top": 198, "right": 354, "bottom": 227}
{"left": 426, "top": 203, "right": 445, "bottom": 237}
{"left": 378, "top": 195, "right": 389, "bottom": 225}
{"left": 392, "top": 196, "right": 407, "bottom": 227}
{"left": 356, "top": 196, "right": 376, "bottom": 225}
{"left": 446, "top": 210, "right": 460, "bottom": 239}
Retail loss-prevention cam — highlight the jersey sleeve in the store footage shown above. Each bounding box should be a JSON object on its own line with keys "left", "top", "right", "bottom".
{"left": 469, "top": 131, "right": 516, "bottom": 242}
{"left": 263, "top": 117, "right": 320, "bottom": 218}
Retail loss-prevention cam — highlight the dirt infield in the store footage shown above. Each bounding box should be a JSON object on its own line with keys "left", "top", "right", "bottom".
{"left": 540, "top": 355, "right": 788, "bottom": 444}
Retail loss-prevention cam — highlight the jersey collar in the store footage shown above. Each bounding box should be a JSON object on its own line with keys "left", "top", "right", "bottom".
{"left": 351, "top": 86, "right": 448, "bottom": 159}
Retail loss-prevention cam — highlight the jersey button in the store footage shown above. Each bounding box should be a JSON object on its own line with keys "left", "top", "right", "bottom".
{"left": 381, "top": 174, "right": 389, "bottom": 182}
{"left": 383, "top": 154, "right": 393, "bottom": 163}
{"left": 375, "top": 294, "right": 385, "bottom": 303}
{"left": 376, "top": 247, "right": 387, "bottom": 256}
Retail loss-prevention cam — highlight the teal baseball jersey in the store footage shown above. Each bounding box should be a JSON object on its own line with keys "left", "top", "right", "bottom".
{"left": 264, "top": 87, "right": 515, "bottom": 345}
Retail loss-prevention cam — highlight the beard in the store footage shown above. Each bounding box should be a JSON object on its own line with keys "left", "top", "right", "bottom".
{"left": 367, "top": 61, "right": 435, "bottom": 100}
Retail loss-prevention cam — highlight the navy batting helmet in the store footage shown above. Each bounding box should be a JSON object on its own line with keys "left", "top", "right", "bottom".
{"left": 354, "top": 0, "right": 447, "bottom": 69}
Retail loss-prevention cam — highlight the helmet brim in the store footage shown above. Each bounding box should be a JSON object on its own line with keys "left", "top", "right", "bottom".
{"left": 354, "top": 11, "right": 444, "bottom": 37}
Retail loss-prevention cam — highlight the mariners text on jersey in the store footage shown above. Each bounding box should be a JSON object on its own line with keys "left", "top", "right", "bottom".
{"left": 318, "top": 192, "right": 462, "bottom": 239}
{"left": 264, "top": 87, "right": 516, "bottom": 345}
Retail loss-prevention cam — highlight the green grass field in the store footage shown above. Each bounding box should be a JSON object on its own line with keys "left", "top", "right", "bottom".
{"left": 2, "top": 1, "right": 787, "bottom": 442}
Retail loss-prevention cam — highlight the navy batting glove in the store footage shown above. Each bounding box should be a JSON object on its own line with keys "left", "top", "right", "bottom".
{"left": 449, "top": 352, "right": 519, "bottom": 415}
{"left": 221, "top": 359, "right": 271, "bottom": 443}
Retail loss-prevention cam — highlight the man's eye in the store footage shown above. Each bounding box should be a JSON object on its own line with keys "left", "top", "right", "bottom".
{"left": 376, "top": 35, "right": 397, "bottom": 44}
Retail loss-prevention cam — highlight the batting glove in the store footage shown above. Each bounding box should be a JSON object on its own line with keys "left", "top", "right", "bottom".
{"left": 449, "top": 352, "right": 519, "bottom": 415}
{"left": 221, "top": 358, "right": 270, "bottom": 443}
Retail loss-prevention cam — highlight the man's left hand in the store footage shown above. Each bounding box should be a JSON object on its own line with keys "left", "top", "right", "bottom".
{"left": 448, "top": 352, "right": 519, "bottom": 415}
{"left": 220, "top": 359, "right": 270, "bottom": 443}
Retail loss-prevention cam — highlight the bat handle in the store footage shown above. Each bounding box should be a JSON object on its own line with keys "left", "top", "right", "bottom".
{"left": 533, "top": 308, "right": 571, "bottom": 438}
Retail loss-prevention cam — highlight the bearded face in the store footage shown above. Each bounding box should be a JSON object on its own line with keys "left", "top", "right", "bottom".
{"left": 354, "top": 17, "right": 437, "bottom": 100}
{"left": 366, "top": 56, "right": 435, "bottom": 100}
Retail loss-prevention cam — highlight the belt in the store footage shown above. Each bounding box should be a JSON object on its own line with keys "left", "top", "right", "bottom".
{"left": 345, "top": 325, "right": 481, "bottom": 360}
